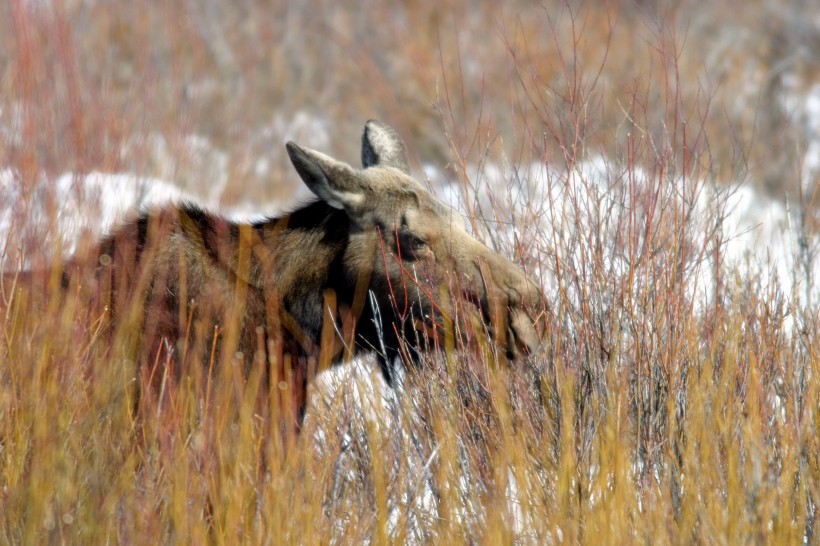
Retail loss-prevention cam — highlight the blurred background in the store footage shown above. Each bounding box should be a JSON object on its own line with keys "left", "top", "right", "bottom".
{"left": 2, "top": 4, "right": 820, "bottom": 541}
{"left": 1, "top": 0, "right": 818, "bottom": 208}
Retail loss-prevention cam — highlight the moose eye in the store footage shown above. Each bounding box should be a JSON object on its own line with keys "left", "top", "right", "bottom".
{"left": 407, "top": 235, "right": 427, "bottom": 249}
{"left": 398, "top": 232, "right": 429, "bottom": 258}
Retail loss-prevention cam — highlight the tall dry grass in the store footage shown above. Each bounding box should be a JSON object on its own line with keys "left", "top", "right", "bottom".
{"left": 1, "top": 1, "right": 819, "bottom": 544}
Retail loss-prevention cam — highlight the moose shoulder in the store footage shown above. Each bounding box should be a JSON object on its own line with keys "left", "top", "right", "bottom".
{"left": 62, "top": 121, "right": 543, "bottom": 420}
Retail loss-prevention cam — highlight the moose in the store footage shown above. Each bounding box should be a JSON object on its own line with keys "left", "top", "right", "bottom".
{"left": 9, "top": 121, "right": 544, "bottom": 423}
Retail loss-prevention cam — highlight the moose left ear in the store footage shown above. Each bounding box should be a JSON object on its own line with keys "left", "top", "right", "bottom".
{"left": 361, "top": 120, "right": 411, "bottom": 174}
{"left": 286, "top": 142, "right": 365, "bottom": 211}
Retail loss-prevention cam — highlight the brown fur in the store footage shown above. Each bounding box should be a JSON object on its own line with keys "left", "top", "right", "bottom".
{"left": 8, "top": 121, "right": 544, "bottom": 423}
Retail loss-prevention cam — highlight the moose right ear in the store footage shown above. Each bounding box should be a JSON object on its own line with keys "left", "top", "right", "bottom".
{"left": 361, "top": 120, "right": 411, "bottom": 173}
{"left": 286, "top": 142, "right": 365, "bottom": 211}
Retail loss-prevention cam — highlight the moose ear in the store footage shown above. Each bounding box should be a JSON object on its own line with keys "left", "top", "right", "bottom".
{"left": 286, "top": 142, "right": 365, "bottom": 211}
{"left": 361, "top": 120, "right": 411, "bottom": 174}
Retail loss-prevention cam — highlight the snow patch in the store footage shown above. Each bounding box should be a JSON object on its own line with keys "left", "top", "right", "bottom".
{"left": 0, "top": 170, "right": 192, "bottom": 267}
{"left": 0, "top": 167, "right": 290, "bottom": 269}
{"left": 434, "top": 157, "right": 817, "bottom": 311}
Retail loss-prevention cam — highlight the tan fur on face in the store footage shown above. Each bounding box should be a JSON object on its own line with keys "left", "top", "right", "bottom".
{"left": 324, "top": 161, "right": 544, "bottom": 360}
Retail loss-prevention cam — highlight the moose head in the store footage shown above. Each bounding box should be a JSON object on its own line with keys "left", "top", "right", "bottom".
{"left": 284, "top": 121, "right": 543, "bottom": 378}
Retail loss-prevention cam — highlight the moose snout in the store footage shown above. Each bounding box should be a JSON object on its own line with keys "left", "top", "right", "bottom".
{"left": 503, "top": 276, "right": 545, "bottom": 358}
{"left": 467, "top": 253, "right": 545, "bottom": 360}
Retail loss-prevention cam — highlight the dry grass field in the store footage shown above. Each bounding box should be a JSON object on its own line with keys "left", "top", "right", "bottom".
{"left": 1, "top": 1, "right": 819, "bottom": 544}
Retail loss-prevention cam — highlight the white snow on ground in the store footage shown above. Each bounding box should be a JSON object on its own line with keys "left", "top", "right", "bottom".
{"left": 0, "top": 170, "right": 203, "bottom": 267}
{"left": 0, "top": 169, "right": 187, "bottom": 266}
{"left": 430, "top": 156, "right": 818, "bottom": 311}
{"left": 305, "top": 355, "right": 441, "bottom": 541}
{"left": 0, "top": 168, "right": 282, "bottom": 268}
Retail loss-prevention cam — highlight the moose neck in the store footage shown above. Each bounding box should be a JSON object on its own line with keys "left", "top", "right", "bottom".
{"left": 249, "top": 200, "right": 356, "bottom": 347}
{"left": 255, "top": 199, "right": 352, "bottom": 292}
{"left": 254, "top": 199, "right": 401, "bottom": 377}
